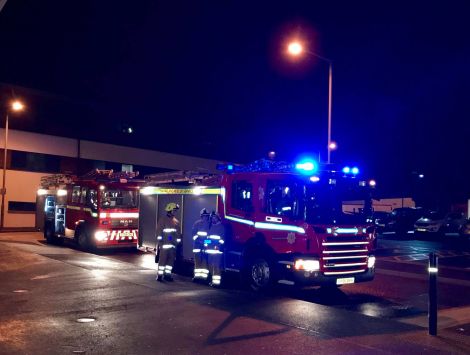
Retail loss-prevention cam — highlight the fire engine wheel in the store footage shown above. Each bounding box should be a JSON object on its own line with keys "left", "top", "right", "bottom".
{"left": 247, "top": 258, "right": 273, "bottom": 292}
{"left": 77, "top": 230, "right": 94, "bottom": 250}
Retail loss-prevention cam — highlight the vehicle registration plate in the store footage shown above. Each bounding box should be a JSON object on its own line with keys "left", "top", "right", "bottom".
{"left": 336, "top": 277, "right": 355, "bottom": 285}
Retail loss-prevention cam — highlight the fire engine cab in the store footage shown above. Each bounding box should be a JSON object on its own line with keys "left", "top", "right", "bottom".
{"left": 37, "top": 170, "right": 144, "bottom": 249}
{"left": 139, "top": 159, "right": 377, "bottom": 290}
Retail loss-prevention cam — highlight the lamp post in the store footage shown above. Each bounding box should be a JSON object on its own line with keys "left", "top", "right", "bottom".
{"left": 1, "top": 100, "right": 25, "bottom": 229}
{"left": 287, "top": 41, "right": 334, "bottom": 164}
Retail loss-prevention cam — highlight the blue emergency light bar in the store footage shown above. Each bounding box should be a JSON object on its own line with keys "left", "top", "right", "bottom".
{"left": 294, "top": 159, "right": 317, "bottom": 175}
{"left": 342, "top": 166, "right": 359, "bottom": 175}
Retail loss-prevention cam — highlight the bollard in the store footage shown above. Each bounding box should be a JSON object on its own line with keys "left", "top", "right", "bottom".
{"left": 428, "top": 252, "right": 438, "bottom": 336}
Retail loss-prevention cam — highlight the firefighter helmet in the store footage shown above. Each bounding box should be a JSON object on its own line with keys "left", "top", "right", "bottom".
{"left": 165, "top": 203, "right": 180, "bottom": 212}
{"left": 200, "top": 208, "right": 209, "bottom": 216}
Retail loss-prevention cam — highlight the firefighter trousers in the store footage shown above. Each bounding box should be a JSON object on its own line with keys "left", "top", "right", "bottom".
{"left": 207, "top": 253, "right": 223, "bottom": 285}
{"left": 158, "top": 245, "right": 176, "bottom": 276}
{"left": 193, "top": 250, "right": 209, "bottom": 280}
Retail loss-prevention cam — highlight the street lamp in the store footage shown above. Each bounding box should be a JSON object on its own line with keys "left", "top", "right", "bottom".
{"left": 287, "top": 41, "right": 334, "bottom": 164}
{"left": 1, "top": 100, "right": 25, "bottom": 229}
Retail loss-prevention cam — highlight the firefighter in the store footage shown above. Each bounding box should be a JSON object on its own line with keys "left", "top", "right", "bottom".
{"left": 156, "top": 203, "right": 181, "bottom": 282}
{"left": 206, "top": 212, "right": 225, "bottom": 287}
{"left": 191, "top": 208, "right": 211, "bottom": 282}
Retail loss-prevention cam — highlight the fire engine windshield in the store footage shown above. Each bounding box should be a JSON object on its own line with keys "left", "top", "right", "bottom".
{"left": 304, "top": 178, "right": 372, "bottom": 225}
{"left": 100, "top": 189, "right": 138, "bottom": 209}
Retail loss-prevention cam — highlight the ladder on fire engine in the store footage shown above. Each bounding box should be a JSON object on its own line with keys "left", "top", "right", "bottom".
{"left": 80, "top": 169, "right": 140, "bottom": 181}
{"left": 40, "top": 174, "right": 75, "bottom": 189}
{"left": 144, "top": 170, "right": 221, "bottom": 185}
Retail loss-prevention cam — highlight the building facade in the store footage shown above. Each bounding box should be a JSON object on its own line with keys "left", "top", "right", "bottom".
{"left": 0, "top": 129, "right": 221, "bottom": 228}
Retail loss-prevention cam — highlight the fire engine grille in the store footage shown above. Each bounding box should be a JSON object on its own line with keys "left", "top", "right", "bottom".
{"left": 111, "top": 219, "right": 138, "bottom": 228}
{"left": 321, "top": 234, "right": 370, "bottom": 275}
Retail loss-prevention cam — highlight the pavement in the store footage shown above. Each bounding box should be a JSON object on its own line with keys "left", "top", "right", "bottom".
{"left": 0, "top": 232, "right": 469, "bottom": 354}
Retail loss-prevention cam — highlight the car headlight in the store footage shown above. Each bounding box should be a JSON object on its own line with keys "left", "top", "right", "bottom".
{"left": 94, "top": 230, "right": 108, "bottom": 241}
{"left": 368, "top": 256, "right": 376, "bottom": 268}
{"left": 294, "top": 259, "right": 320, "bottom": 272}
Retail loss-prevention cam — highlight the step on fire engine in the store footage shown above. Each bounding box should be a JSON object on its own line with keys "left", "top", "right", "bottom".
{"left": 138, "top": 159, "right": 377, "bottom": 290}
{"left": 37, "top": 169, "right": 145, "bottom": 249}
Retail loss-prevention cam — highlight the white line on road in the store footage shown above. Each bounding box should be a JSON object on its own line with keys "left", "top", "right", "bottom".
{"left": 376, "top": 268, "right": 470, "bottom": 287}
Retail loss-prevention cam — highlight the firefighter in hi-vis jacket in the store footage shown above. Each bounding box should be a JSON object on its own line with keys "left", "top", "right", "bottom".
{"left": 206, "top": 212, "right": 225, "bottom": 287}
{"left": 191, "top": 208, "right": 211, "bottom": 282}
{"left": 156, "top": 203, "right": 181, "bottom": 282}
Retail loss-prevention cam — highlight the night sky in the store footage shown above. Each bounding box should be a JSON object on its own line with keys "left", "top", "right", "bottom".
{"left": 1, "top": 1, "right": 469, "bottom": 207}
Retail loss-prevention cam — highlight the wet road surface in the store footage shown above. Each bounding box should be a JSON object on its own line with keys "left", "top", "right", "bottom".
{"left": 0, "top": 232, "right": 469, "bottom": 354}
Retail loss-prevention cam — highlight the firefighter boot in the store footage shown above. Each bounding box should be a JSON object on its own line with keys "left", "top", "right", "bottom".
{"left": 210, "top": 275, "right": 222, "bottom": 288}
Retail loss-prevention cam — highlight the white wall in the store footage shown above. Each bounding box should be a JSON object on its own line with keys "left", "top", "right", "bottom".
{"left": 0, "top": 129, "right": 221, "bottom": 172}
{"left": 0, "top": 170, "right": 50, "bottom": 228}
{"left": 80, "top": 140, "right": 220, "bottom": 172}
{"left": 0, "top": 129, "right": 77, "bottom": 157}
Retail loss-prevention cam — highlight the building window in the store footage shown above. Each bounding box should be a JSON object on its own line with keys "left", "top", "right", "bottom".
{"left": 80, "top": 187, "right": 88, "bottom": 204}
{"left": 231, "top": 180, "right": 253, "bottom": 212}
{"left": 8, "top": 201, "right": 36, "bottom": 213}
{"left": 122, "top": 164, "right": 133, "bottom": 172}
{"left": 72, "top": 186, "right": 81, "bottom": 203}
{"left": 9, "top": 151, "right": 61, "bottom": 173}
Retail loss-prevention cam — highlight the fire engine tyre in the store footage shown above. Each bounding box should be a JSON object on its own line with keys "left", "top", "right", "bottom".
{"left": 77, "top": 230, "right": 95, "bottom": 251}
{"left": 246, "top": 257, "right": 274, "bottom": 292}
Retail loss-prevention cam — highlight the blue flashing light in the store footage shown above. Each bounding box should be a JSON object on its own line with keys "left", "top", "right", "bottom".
{"left": 351, "top": 167, "right": 359, "bottom": 175}
{"left": 227, "top": 164, "right": 234, "bottom": 171}
{"left": 342, "top": 166, "right": 351, "bottom": 174}
{"left": 295, "top": 160, "right": 317, "bottom": 175}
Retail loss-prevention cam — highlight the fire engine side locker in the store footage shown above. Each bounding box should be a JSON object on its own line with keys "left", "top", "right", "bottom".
{"left": 138, "top": 188, "right": 218, "bottom": 261}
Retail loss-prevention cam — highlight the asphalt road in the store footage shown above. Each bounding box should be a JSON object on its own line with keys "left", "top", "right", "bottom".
{"left": 0, "top": 232, "right": 469, "bottom": 354}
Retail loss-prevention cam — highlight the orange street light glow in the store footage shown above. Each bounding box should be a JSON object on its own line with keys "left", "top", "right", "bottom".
{"left": 287, "top": 42, "right": 303, "bottom": 56}
{"left": 11, "top": 100, "right": 25, "bottom": 112}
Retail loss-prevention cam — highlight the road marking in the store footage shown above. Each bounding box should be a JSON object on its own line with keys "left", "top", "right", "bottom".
{"left": 376, "top": 268, "right": 470, "bottom": 287}
{"left": 380, "top": 250, "right": 470, "bottom": 262}
{"left": 398, "top": 305, "right": 470, "bottom": 328}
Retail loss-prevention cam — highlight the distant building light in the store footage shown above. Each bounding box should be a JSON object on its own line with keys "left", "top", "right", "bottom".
{"left": 419, "top": 174, "right": 424, "bottom": 179}
{"left": 122, "top": 164, "right": 133, "bottom": 173}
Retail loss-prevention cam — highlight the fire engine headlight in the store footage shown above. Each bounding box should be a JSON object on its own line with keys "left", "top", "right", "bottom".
{"left": 94, "top": 231, "right": 108, "bottom": 241}
{"left": 368, "top": 255, "right": 376, "bottom": 268}
{"left": 37, "top": 189, "right": 47, "bottom": 196}
{"left": 294, "top": 259, "right": 320, "bottom": 272}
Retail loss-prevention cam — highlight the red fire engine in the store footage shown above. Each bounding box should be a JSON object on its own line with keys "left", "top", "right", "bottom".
{"left": 139, "top": 159, "right": 377, "bottom": 290}
{"left": 38, "top": 170, "right": 144, "bottom": 249}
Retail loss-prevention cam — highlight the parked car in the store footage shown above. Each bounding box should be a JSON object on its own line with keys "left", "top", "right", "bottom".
{"left": 371, "top": 211, "right": 390, "bottom": 233}
{"left": 414, "top": 211, "right": 467, "bottom": 237}
{"left": 384, "top": 207, "right": 424, "bottom": 236}
{"left": 459, "top": 219, "right": 470, "bottom": 239}
{"left": 414, "top": 211, "right": 446, "bottom": 236}
{"left": 442, "top": 212, "right": 468, "bottom": 233}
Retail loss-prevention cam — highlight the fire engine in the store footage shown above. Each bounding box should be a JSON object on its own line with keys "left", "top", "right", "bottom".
{"left": 37, "top": 170, "right": 145, "bottom": 249}
{"left": 138, "top": 159, "right": 377, "bottom": 290}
